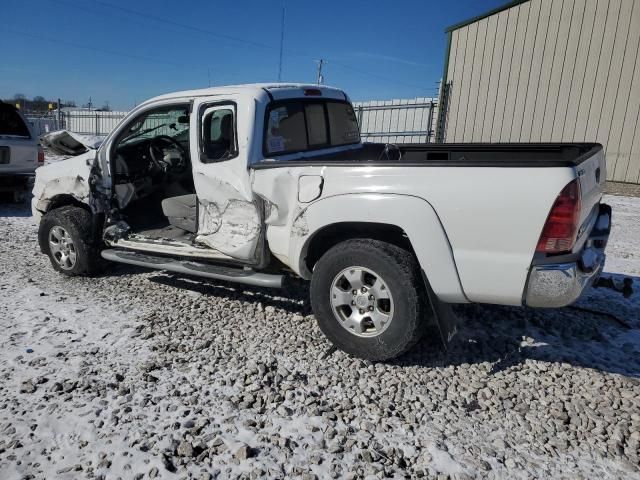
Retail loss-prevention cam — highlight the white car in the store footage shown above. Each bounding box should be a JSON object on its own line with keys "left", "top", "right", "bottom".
{"left": 31, "top": 84, "right": 611, "bottom": 360}
{"left": 0, "top": 101, "right": 43, "bottom": 202}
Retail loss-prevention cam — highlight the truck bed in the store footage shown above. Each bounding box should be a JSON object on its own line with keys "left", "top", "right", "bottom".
{"left": 252, "top": 141, "right": 606, "bottom": 306}
{"left": 253, "top": 142, "right": 602, "bottom": 168}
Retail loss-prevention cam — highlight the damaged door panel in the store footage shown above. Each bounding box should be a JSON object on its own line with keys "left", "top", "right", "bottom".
{"left": 251, "top": 167, "right": 321, "bottom": 264}
{"left": 191, "top": 99, "right": 263, "bottom": 262}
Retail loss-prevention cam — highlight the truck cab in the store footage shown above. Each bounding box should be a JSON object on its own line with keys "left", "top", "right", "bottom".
{"left": 36, "top": 85, "right": 358, "bottom": 268}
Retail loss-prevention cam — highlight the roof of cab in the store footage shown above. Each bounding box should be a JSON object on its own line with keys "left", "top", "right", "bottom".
{"left": 142, "top": 83, "right": 348, "bottom": 106}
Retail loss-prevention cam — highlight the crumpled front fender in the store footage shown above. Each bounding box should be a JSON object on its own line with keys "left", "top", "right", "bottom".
{"left": 31, "top": 151, "right": 95, "bottom": 219}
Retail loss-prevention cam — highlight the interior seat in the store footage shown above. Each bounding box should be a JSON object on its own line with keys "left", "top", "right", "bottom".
{"left": 161, "top": 194, "right": 197, "bottom": 233}
{"left": 205, "top": 113, "right": 233, "bottom": 160}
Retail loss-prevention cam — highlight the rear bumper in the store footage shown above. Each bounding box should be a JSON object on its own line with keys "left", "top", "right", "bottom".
{"left": 524, "top": 204, "right": 611, "bottom": 308}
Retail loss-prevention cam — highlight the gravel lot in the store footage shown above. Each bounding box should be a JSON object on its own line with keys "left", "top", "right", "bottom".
{"left": 1, "top": 195, "right": 639, "bottom": 480}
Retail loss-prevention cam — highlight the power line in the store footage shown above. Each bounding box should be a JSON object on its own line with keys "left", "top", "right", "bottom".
{"left": 89, "top": 0, "right": 291, "bottom": 54}
{"left": 328, "top": 60, "right": 432, "bottom": 91}
{"left": 48, "top": 0, "right": 434, "bottom": 92}
{"left": 6, "top": 28, "right": 198, "bottom": 70}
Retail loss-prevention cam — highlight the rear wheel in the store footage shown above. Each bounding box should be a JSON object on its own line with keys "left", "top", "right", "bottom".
{"left": 310, "top": 239, "right": 431, "bottom": 361}
{"left": 39, "top": 206, "right": 105, "bottom": 276}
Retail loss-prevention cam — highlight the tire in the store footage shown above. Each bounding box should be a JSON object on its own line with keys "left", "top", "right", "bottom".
{"left": 310, "top": 239, "right": 431, "bottom": 361}
{"left": 38, "top": 206, "right": 105, "bottom": 276}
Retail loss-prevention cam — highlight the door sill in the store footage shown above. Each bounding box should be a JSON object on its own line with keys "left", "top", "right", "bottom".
{"left": 106, "top": 234, "right": 236, "bottom": 262}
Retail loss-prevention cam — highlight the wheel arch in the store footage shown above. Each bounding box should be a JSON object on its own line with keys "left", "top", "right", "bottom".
{"left": 44, "top": 194, "right": 91, "bottom": 213}
{"left": 293, "top": 193, "right": 468, "bottom": 303}
{"left": 304, "top": 222, "right": 414, "bottom": 274}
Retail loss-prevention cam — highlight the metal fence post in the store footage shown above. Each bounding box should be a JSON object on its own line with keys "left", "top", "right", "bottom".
{"left": 427, "top": 100, "right": 435, "bottom": 143}
{"left": 95, "top": 113, "right": 99, "bottom": 136}
{"left": 57, "top": 98, "right": 62, "bottom": 130}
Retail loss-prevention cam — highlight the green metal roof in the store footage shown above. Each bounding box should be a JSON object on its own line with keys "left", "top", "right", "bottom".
{"left": 445, "top": 0, "right": 531, "bottom": 32}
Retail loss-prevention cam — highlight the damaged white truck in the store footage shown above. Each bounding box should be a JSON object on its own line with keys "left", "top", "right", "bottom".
{"left": 32, "top": 84, "right": 612, "bottom": 360}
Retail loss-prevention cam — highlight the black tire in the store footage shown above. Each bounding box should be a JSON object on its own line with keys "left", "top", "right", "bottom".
{"left": 310, "top": 239, "right": 431, "bottom": 361}
{"left": 38, "top": 206, "right": 105, "bottom": 276}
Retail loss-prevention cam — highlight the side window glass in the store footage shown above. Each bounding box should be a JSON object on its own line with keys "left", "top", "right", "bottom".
{"left": 201, "top": 107, "right": 236, "bottom": 162}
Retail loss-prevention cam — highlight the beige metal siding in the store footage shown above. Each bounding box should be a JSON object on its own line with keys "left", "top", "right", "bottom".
{"left": 442, "top": 0, "right": 640, "bottom": 184}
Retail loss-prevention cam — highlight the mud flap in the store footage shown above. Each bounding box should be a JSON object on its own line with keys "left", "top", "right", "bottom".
{"left": 422, "top": 270, "right": 458, "bottom": 348}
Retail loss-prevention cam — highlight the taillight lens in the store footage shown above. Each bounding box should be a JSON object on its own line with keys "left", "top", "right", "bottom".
{"left": 37, "top": 146, "right": 45, "bottom": 165}
{"left": 536, "top": 179, "right": 581, "bottom": 254}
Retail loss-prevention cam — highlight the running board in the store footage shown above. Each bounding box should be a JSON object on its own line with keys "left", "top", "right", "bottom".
{"left": 101, "top": 249, "right": 283, "bottom": 288}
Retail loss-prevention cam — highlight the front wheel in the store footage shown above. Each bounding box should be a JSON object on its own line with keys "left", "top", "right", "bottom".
{"left": 310, "top": 239, "right": 431, "bottom": 361}
{"left": 38, "top": 206, "right": 105, "bottom": 276}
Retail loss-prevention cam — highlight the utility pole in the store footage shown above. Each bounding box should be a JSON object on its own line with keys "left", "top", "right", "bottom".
{"left": 278, "top": 4, "right": 285, "bottom": 81}
{"left": 316, "top": 59, "right": 325, "bottom": 84}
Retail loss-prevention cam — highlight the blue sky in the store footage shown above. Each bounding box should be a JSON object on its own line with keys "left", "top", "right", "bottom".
{"left": 2, "top": 0, "right": 506, "bottom": 109}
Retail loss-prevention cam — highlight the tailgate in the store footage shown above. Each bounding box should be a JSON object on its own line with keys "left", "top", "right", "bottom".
{"left": 0, "top": 137, "right": 38, "bottom": 174}
{"left": 574, "top": 145, "right": 606, "bottom": 249}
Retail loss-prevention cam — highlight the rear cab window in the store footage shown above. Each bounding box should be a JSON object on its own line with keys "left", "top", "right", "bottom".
{"left": 264, "top": 100, "right": 359, "bottom": 157}
{"left": 0, "top": 104, "right": 31, "bottom": 138}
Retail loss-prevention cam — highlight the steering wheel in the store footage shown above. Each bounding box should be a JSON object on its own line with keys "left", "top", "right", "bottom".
{"left": 148, "top": 135, "right": 188, "bottom": 174}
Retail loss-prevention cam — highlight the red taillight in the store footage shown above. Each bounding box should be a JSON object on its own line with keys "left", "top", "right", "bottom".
{"left": 536, "top": 179, "right": 581, "bottom": 254}
{"left": 37, "top": 146, "right": 45, "bottom": 165}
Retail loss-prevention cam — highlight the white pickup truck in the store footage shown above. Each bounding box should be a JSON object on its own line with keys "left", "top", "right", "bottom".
{"left": 32, "top": 84, "right": 611, "bottom": 360}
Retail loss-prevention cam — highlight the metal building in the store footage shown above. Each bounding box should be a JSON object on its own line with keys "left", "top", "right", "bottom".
{"left": 437, "top": 0, "right": 640, "bottom": 184}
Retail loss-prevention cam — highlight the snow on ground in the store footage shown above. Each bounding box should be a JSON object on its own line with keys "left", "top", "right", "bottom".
{"left": 0, "top": 194, "right": 638, "bottom": 479}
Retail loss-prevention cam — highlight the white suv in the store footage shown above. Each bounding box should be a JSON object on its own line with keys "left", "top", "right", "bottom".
{"left": 0, "top": 101, "right": 43, "bottom": 202}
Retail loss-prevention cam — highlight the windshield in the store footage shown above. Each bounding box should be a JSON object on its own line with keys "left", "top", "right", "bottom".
{"left": 119, "top": 106, "right": 189, "bottom": 146}
{"left": 264, "top": 100, "right": 360, "bottom": 156}
{"left": 0, "top": 104, "right": 30, "bottom": 138}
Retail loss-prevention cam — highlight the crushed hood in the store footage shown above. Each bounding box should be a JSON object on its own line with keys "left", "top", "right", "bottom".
{"left": 41, "top": 130, "right": 105, "bottom": 156}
